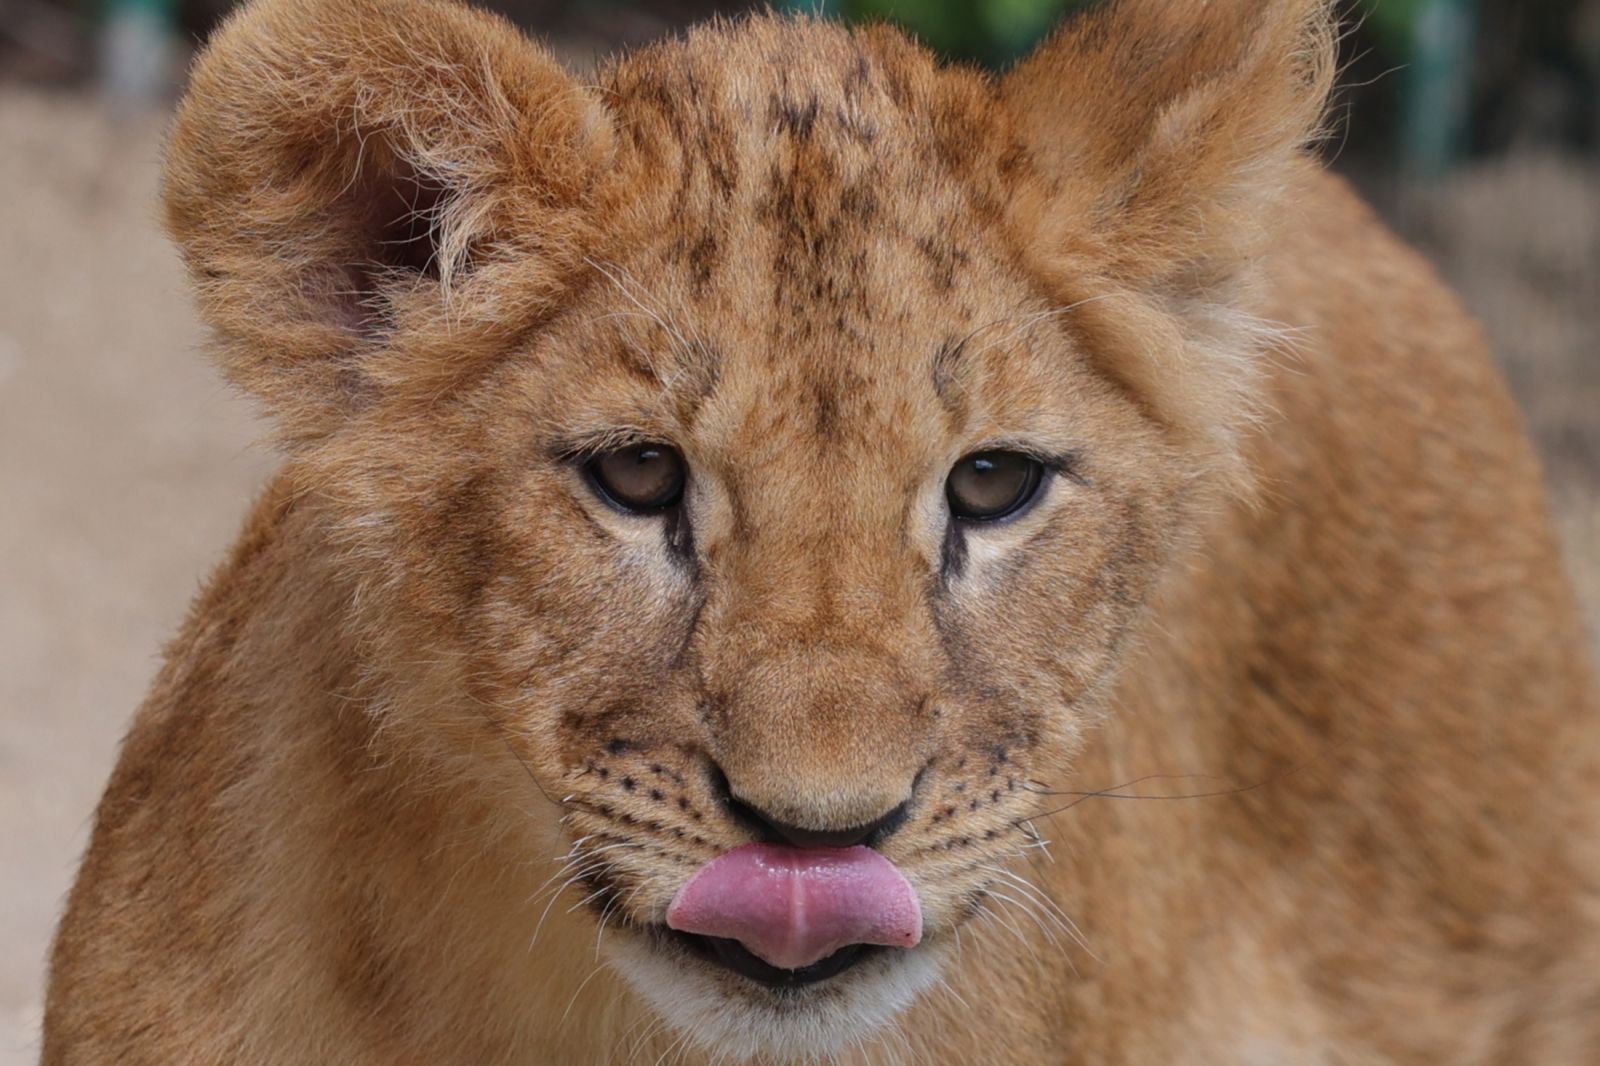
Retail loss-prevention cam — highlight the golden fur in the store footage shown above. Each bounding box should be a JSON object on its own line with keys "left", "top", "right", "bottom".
{"left": 44, "top": 0, "right": 1600, "bottom": 1062}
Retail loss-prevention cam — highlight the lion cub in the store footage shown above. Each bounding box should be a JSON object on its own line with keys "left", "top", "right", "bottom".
{"left": 43, "top": 0, "right": 1600, "bottom": 1062}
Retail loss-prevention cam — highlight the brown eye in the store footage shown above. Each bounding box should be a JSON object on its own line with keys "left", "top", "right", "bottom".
{"left": 588, "top": 444, "right": 686, "bottom": 513}
{"left": 946, "top": 451, "right": 1044, "bottom": 521}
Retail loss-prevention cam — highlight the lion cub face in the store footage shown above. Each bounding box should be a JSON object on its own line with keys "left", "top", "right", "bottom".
{"left": 408, "top": 55, "right": 1173, "bottom": 1046}
{"left": 167, "top": 0, "right": 1329, "bottom": 1057}
{"left": 461, "top": 135, "right": 1170, "bottom": 1047}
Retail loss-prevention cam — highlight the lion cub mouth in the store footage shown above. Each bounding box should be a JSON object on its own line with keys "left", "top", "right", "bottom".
{"left": 664, "top": 844, "right": 922, "bottom": 986}
{"left": 668, "top": 933, "right": 884, "bottom": 988}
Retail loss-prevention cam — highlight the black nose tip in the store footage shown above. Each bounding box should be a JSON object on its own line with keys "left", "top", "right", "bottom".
{"left": 708, "top": 765, "right": 915, "bottom": 849}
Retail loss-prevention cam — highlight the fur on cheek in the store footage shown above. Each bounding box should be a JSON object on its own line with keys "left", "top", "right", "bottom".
{"left": 1051, "top": 283, "right": 1292, "bottom": 505}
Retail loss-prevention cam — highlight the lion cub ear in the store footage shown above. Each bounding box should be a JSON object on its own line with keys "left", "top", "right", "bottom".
{"left": 164, "top": 0, "right": 614, "bottom": 446}
{"left": 1003, "top": 0, "right": 1334, "bottom": 294}
{"left": 1002, "top": 0, "right": 1334, "bottom": 493}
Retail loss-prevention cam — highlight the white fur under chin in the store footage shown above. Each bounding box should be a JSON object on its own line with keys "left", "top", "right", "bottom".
{"left": 609, "top": 938, "right": 944, "bottom": 1064}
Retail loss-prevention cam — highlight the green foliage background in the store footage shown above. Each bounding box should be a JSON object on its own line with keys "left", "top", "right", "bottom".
{"left": 837, "top": 0, "right": 1081, "bottom": 63}
{"left": 831, "top": 0, "right": 1427, "bottom": 65}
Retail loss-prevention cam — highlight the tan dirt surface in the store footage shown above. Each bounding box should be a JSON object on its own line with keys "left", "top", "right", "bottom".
{"left": 0, "top": 88, "right": 1594, "bottom": 1065}
{"left": 0, "top": 90, "right": 273, "bottom": 1064}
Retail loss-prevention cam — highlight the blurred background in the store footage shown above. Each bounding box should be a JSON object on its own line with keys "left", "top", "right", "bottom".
{"left": 0, "top": 0, "right": 1595, "bottom": 1062}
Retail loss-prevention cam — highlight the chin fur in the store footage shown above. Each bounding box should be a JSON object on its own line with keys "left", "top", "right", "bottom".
{"left": 607, "top": 936, "right": 946, "bottom": 1064}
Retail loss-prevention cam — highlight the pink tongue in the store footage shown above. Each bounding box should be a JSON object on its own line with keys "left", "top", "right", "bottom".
{"left": 666, "top": 844, "right": 922, "bottom": 971}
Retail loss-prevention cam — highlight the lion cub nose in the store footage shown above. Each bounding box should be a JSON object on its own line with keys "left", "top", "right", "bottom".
{"left": 710, "top": 763, "right": 916, "bottom": 849}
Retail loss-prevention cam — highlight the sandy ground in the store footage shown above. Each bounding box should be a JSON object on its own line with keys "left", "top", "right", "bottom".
{"left": 0, "top": 92, "right": 274, "bottom": 1063}
{"left": 0, "top": 88, "right": 1595, "bottom": 1065}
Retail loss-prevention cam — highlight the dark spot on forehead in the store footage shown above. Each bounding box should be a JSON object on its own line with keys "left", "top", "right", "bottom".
{"left": 601, "top": 18, "right": 1025, "bottom": 412}
{"left": 837, "top": 181, "right": 879, "bottom": 223}
{"left": 612, "top": 340, "right": 662, "bottom": 385}
{"left": 770, "top": 93, "right": 821, "bottom": 140}
{"left": 685, "top": 231, "right": 720, "bottom": 294}
{"left": 916, "top": 235, "right": 970, "bottom": 293}
{"left": 847, "top": 48, "right": 873, "bottom": 91}
{"left": 812, "top": 384, "right": 840, "bottom": 439}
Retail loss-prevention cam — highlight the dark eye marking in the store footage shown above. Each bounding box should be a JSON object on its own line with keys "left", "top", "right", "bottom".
{"left": 938, "top": 448, "right": 1085, "bottom": 582}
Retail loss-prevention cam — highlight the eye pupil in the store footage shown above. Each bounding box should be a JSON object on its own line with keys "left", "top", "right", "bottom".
{"left": 946, "top": 451, "right": 1044, "bottom": 521}
{"left": 589, "top": 443, "right": 686, "bottom": 512}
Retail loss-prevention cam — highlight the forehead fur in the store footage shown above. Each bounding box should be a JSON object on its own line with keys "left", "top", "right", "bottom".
{"left": 588, "top": 18, "right": 1031, "bottom": 362}
{"left": 601, "top": 17, "right": 1016, "bottom": 259}
{"left": 559, "top": 20, "right": 1065, "bottom": 471}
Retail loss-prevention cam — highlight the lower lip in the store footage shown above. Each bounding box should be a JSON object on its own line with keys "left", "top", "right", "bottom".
{"left": 666, "top": 929, "right": 882, "bottom": 988}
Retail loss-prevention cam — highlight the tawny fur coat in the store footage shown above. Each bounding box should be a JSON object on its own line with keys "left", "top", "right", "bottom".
{"left": 44, "top": 0, "right": 1600, "bottom": 1063}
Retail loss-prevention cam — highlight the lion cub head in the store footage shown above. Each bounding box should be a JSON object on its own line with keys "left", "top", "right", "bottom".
{"left": 166, "top": 0, "right": 1331, "bottom": 1058}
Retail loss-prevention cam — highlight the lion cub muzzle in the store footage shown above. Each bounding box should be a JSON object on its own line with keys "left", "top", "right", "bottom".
{"left": 699, "top": 639, "right": 932, "bottom": 836}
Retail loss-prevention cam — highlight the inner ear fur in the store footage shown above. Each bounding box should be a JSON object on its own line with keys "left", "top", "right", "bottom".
{"left": 1002, "top": 0, "right": 1336, "bottom": 492}
{"left": 164, "top": 0, "right": 615, "bottom": 446}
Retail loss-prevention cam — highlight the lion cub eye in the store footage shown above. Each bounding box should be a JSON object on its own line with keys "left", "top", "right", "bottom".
{"left": 946, "top": 451, "right": 1045, "bottom": 521}
{"left": 588, "top": 444, "right": 687, "bottom": 513}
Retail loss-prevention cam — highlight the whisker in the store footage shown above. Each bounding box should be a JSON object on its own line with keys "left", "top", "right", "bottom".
{"left": 986, "top": 887, "right": 1064, "bottom": 954}
{"left": 528, "top": 861, "right": 619, "bottom": 949}
{"left": 963, "top": 294, "right": 1120, "bottom": 363}
{"left": 584, "top": 257, "right": 706, "bottom": 385}
{"left": 652, "top": 1024, "right": 694, "bottom": 1066}
{"left": 1021, "top": 774, "right": 1267, "bottom": 822}
{"left": 974, "top": 893, "right": 1042, "bottom": 963}
{"left": 932, "top": 971, "right": 972, "bottom": 1012}
{"left": 1021, "top": 748, "right": 1343, "bottom": 823}
{"left": 525, "top": 847, "right": 634, "bottom": 910}
{"left": 979, "top": 862, "right": 1099, "bottom": 962}
{"left": 565, "top": 883, "right": 615, "bottom": 915}
{"left": 558, "top": 962, "right": 608, "bottom": 1028}
{"left": 457, "top": 687, "right": 574, "bottom": 815}
{"left": 622, "top": 1006, "right": 671, "bottom": 1064}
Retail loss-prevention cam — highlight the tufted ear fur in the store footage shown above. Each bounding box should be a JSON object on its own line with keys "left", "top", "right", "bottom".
{"left": 1005, "top": 0, "right": 1334, "bottom": 292}
{"left": 1003, "top": 0, "right": 1336, "bottom": 491}
{"left": 164, "top": 0, "right": 615, "bottom": 446}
